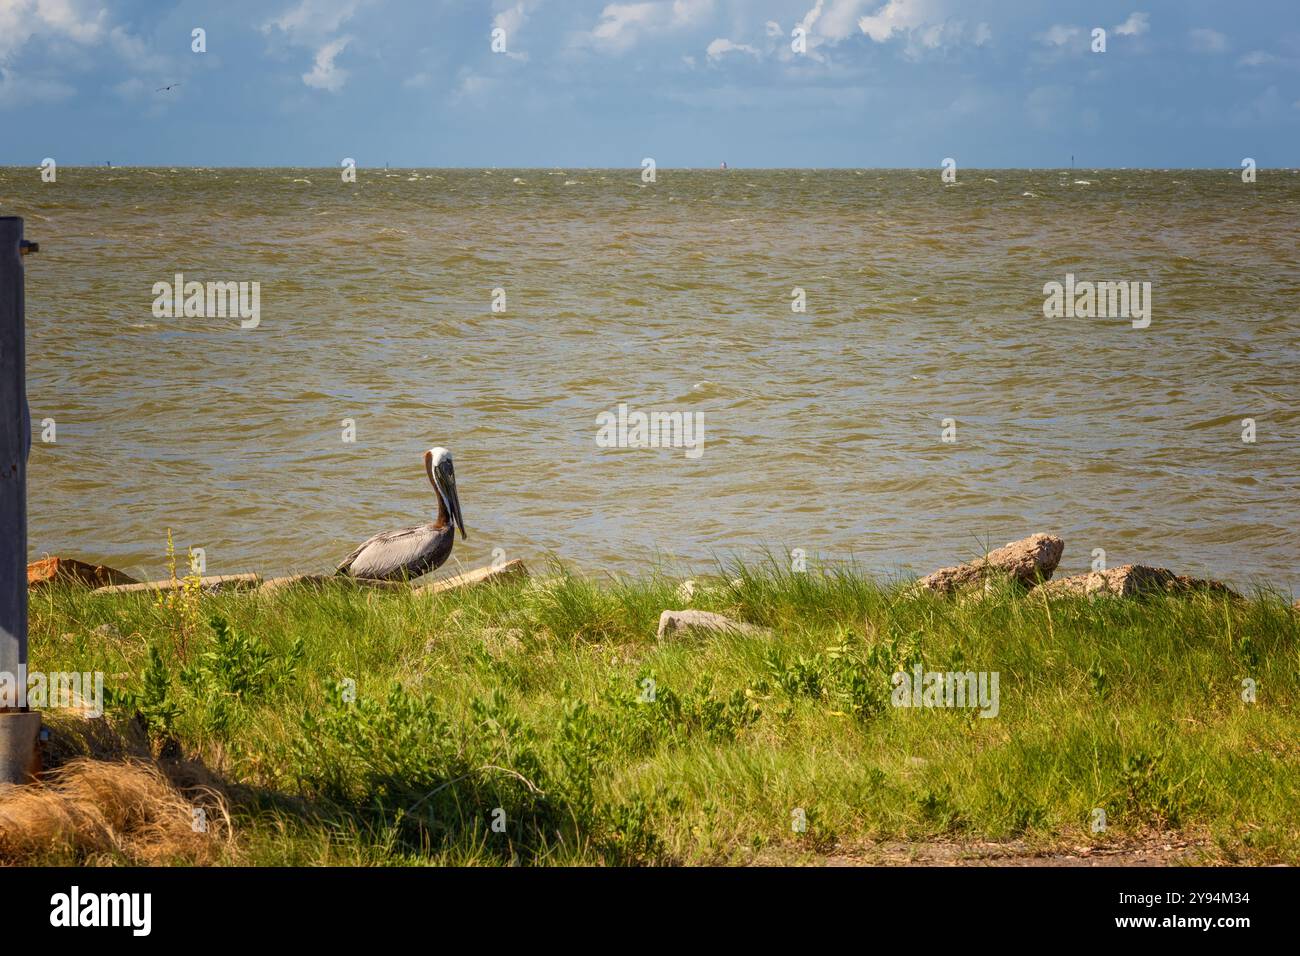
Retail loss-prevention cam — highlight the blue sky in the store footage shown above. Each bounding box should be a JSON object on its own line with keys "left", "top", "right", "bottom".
{"left": 1, "top": 0, "right": 1297, "bottom": 167}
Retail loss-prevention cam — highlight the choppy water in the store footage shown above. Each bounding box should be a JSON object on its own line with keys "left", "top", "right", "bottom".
{"left": 4, "top": 168, "right": 1298, "bottom": 591}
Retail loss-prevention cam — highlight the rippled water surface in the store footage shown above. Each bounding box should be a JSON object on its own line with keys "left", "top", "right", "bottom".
{"left": 4, "top": 168, "right": 1298, "bottom": 589}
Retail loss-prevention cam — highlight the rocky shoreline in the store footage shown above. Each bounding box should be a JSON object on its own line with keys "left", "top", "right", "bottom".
{"left": 910, "top": 532, "right": 1244, "bottom": 600}
{"left": 29, "top": 533, "right": 1281, "bottom": 611}
{"left": 28, "top": 555, "right": 529, "bottom": 597}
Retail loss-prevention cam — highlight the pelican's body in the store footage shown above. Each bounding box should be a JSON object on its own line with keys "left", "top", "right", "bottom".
{"left": 336, "top": 447, "right": 467, "bottom": 581}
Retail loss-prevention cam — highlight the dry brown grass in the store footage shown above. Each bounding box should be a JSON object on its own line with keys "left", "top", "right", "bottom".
{"left": 0, "top": 758, "right": 233, "bottom": 865}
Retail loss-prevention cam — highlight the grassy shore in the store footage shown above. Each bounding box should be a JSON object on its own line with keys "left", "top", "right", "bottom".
{"left": 13, "top": 559, "right": 1300, "bottom": 866}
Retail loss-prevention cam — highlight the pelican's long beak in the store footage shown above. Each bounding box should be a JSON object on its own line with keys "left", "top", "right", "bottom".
{"left": 437, "top": 457, "right": 467, "bottom": 540}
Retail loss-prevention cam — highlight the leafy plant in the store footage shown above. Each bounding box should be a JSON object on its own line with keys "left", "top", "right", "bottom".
{"left": 763, "top": 642, "right": 888, "bottom": 721}
{"left": 139, "top": 645, "right": 182, "bottom": 734}
{"left": 1088, "top": 659, "right": 1108, "bottom": 700}
{"left": 180, "top": 615, "right": 303, "bottom": 736}
{"left": 914, "top": 783, "right": 965, "bottom": 834}
{"left": 1120, "top": 747, "right": 1194, "bottom": 829}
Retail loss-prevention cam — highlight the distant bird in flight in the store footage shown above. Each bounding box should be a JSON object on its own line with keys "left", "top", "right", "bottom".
{"left": 336, "top": 447, "right": 467, "bottom": 581}
{"left": 155, "top": 82, "right": 181, "bottom": 92}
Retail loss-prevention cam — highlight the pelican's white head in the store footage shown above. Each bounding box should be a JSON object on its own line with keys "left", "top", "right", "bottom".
{"left": 424, "top": 446, "right": 466, "bottom": 540}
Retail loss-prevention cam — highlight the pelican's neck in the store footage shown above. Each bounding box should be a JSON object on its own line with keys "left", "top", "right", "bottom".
{"left": 427, "top": 458, "right": 449, "bottom": 529}
{"left": 432, "top": 481, "right": 449, "bottom": 528}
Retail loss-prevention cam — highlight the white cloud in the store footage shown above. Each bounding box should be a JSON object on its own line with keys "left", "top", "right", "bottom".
{"left": 1238, "top": 50, "right": 1278, "bottom": 68}
{"left": 0, "top": 0, "right": 108, "bottom": 62}
{"left": 788, "top": 0, "right": 881, "bottom": 45}
{"left": 0, "top": 3, "right": 32, "bottom": 60}
{"left": 798, "top": 0, "right": 824, "bottom": 33}
{"left": 856, "top": 0, "right": 991, "bottom": 55}
{"left": 913, "top": 21, "right": 967, "bottom": 51}
{"left": 493, "top": 1, "right": 539, "bottom": 60}
{"left": 858, "top": 0, "right": 928, "bottom": 43}
{"left": 669, "top": 0, "right": 713, "bottom": 26}
{"left": 30, "top": 0, "right": 105, "bottom": 44}
{"left": 780, "top": 0, "right": 832, "bottom": 62}
{"left": 303, "top": 36, "right": 350, "bottom": 91}
{"left": 764, "top": 20, "right": 781, "bottom": 38}
{"left": 706, "top": 37, "right": 759, "bottom": 61}
{"left": 586, "top": 3, "right": 657, "bottom": 51}
{"left": 265, "top": 0, "right": 365, "bottom": 43}
{"left": 493, "top": 1, "right": 532, "bottom": 37}
{"left": 580, "top": 0, "right": 714, "bottom": 53}
{"left": 1188, "top": 28, "right": 1227, "bottom": 54}
{"left": 1114, "top": 12, "right": 1149, "bottom": 38}
{"left": 818, "top": 0, "right": 871, "bottom": 41}
{"left": 108, "top": 25, "right": 172, "bottom": 76}
{"left": 265, "top": 0, "right": 367, "bottom": 91}
{"left": 1040, "top": 24, "right": 1081, "bottom": 47}
{"left": 0, "top": 0, "right": 170, "bottom": 106}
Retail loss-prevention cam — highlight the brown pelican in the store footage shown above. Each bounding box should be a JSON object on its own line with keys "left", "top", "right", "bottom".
{"left": 336, "top": 447, "right": 466, "bottom": 580}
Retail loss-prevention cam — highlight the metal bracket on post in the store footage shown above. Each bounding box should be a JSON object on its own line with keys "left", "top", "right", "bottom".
{"left": 0, "top": 216, "right": 39, "bottom": 785}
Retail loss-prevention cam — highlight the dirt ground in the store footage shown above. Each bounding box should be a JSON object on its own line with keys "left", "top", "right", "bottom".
{"left": 759, "top": 838, "right": 1211, "bottom": 867}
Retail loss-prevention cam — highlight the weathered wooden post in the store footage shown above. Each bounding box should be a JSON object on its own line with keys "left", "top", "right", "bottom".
{"left": 0, "top": 216, "right": 39, "bottom": 784}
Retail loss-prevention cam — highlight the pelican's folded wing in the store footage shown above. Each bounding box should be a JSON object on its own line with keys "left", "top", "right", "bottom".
{"left": 337, "top": 525, "right": 439, "bottom": 580}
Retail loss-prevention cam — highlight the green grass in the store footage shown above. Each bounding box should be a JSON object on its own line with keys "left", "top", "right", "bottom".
{"left": 24, "top": 559, "right": 1300, "bottom": 865}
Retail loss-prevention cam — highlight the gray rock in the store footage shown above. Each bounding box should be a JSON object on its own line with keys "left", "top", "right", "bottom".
{"left": 656, "top": 609, "right": 770, "bottom": 641}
